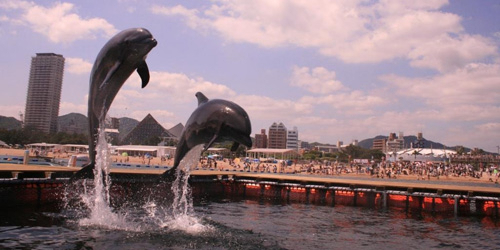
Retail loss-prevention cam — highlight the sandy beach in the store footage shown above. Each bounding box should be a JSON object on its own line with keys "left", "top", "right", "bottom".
{"left": 1, "top": 148, "right": 497, "bottom": 184}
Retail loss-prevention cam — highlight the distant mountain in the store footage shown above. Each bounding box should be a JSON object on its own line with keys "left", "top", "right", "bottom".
{"left": 0, "top": 116, "right": 21, "bottom": 130}
{"left": 118, "top": 117, "right": 139, "bottom": 141}
{"left": 358, "top": 135, "right": 470, "bottom": 151}
{"left": 58, "top": 113, "right": 88, "bottom": 135}
{"left": 57, "top": 114, "right": 139, "bottom": 139}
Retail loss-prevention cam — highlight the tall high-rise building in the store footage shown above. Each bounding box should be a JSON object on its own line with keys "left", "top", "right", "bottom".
{"left": 24, "top": 53, "right": 65, "bottom": 134}
{"left": 268, "top": 122, "right": 287, "bottom": 149}
{"left": 286, "top": 126, "right": 299, "bottom": 151}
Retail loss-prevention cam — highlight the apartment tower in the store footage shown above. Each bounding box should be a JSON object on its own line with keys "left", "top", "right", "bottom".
{"left": 254, "top": 129, "right": 268, "bottom": 148}
{"left": 268, "top": 122, "right": 287, "bottom": 149}
{"left": 286, "top": 126, "right": 299, "bottom": 151}
{"left": 24, "top": 53, "right": 65, "bottom": 134}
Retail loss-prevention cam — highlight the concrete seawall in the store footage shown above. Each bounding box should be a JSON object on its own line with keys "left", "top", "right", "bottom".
{"left": 1, "top": 164, "right": 499, "bottom": 217}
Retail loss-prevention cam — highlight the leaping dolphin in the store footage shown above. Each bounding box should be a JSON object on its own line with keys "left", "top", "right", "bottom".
{"left": 161, "top": 92, "right": 253, "bottom": 180}
{"left": 72, "top": 28, "right": 157, "bottom": 180}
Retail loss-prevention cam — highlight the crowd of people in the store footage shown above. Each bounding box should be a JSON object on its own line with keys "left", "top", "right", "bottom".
{"left": 207, "top": 157, "right": 500, "bottom": 183}
{"left": 4, "top": 148, "right": 500, "bottom": 183}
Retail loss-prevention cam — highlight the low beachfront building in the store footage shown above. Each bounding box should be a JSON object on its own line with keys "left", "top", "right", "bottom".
{"left": 56, "top": 144, "right": 88, "bottom": 154}
{"left": 386, "top": 148, "right": 457, "bottom": 162}
{"left": 26, "top": 143, "right": 59, "bottom": 153}
{"left": 246, "top": 148, "right": 299, "bottom": 161}
{"left": 112, "top": 145, "right": 176, "bottom": 158}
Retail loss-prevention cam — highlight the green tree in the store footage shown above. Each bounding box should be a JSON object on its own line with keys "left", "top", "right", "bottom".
{"left": 455, "top": 146, "right": 465, "bottom": 155}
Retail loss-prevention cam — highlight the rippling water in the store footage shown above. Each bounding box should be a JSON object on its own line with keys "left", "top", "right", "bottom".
{"left": 1, "top": 198, "right": 500, "bottom": 249}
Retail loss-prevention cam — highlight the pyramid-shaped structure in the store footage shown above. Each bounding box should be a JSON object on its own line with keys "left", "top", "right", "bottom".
{"left": 120, "top": 114, "right": 175, "bottom": 145}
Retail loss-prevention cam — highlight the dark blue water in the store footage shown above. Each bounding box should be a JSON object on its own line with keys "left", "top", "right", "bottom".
{"left": 1, "top": 198, "right": 499, "bottom": 249}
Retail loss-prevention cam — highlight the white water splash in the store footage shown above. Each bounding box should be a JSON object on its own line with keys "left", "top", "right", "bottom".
{"left": 74, "top": 127, "right": 210, "bottom": 233}
{"left": 162, "top": 145, "right": 212, "bottom": 233}
{"left": 78, "top": 124, "right": 132, "bottom": 230}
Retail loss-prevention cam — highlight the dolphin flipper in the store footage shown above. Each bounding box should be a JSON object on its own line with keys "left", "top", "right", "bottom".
{"left": 204, "top": 133, "right": 219, "bottom": 150}
{"left": 137, "top": 61, "right": 150, "bottom": 88}
{"left": 101, "top": 61, "right": 122, "bottom": 89}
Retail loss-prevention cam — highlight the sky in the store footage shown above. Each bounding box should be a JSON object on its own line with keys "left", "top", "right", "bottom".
{"left": 0, "top": 0, "right": 499, "bottom": 153}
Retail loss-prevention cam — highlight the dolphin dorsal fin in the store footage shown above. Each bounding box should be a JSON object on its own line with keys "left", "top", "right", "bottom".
{"left": 195, "top": 92, "right": 209, "bottom": 106}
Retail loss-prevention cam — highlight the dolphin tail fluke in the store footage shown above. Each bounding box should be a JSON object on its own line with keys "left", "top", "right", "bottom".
{"left": 70, "top": 163, "right": 95, "bottom": 181}
{"left": 230, "top": 142, "right": 240, "bottom": 151}
{"left": 159, "top": 167, "right": 177, "bottom": 182}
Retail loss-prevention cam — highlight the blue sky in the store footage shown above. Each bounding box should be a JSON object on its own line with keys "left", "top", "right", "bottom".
{"left": 1, "top": 0, "right": 499, "bottom": 152}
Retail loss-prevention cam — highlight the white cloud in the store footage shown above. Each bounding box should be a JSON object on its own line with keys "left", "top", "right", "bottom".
{"left": 381, "top": 63, "right": 500, "bottom": 107}
{"left": 377, "top": 62, "right": 500, "bottom": 135}
{"left": 408, "top": 34, "right": 497, "bottom": 72}
{"left": 235, "top": 94, "right": 313, "bottom": 121}
{"left": 59, "top": 101, "right": 86, "bottom": 116}
{"left": 151, "top": 5, "right": 203, "bottom": 29}
{"left": 300, "top": 91, "right": 388, "bottom": 116}
{"left": 153, "top": 0, "right": 498, "bottom": 71}
{"left": 0, "top": 1, "right": 117, "bottom": 43}
{"left": 65, "top": 57, "right": 92, "bottom": 75}
{"left": 290, "top": 66, "right": 345, "bottom": 94}
{"left": 0, "top": 105, "right": 24, "bottom": 118}
{"left": 147, "top": 71, "right": 236, "bottom": 103}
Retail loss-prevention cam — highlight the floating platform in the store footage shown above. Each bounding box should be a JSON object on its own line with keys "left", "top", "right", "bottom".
{"left": 1, "top": 163, "right": 500, "bottom": 217}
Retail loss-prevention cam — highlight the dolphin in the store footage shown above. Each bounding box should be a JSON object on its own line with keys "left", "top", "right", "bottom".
{"left": 72, "top": 28, "right": 157, "bottom": 180}
{"left": 161, "top": 92, "right": 253, "bottom": 180}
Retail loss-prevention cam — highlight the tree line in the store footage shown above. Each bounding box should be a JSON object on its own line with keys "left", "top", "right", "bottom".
{"left": 0, "top": 126, "right": 88, "bottom": 147}
{"left": 301, "top": 144, "right": 385, "bottom": 163}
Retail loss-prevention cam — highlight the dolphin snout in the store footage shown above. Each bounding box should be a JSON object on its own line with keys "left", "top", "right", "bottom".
{"left": 150, "top": 38, "right": 158, "bottom": 46}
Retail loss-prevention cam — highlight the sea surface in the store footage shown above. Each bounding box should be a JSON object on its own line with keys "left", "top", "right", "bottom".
{"left": 2, "top": 146, "right": 500, "bottom": 250}
{"left": 1, "top": 198, "right": 499, "bottom": 250}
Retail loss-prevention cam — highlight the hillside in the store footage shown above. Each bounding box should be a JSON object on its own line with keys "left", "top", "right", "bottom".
{"left": 0, "top": 116, "right": 22, "bottom": 130}
{"left": 358, "top": 135, "right": 469, "bottom": 151}
{"left": 56, "top": 113, "right": 139, "bottom": 139}
{"left": 58, "top": 113, "right": 88, "bottom": 135}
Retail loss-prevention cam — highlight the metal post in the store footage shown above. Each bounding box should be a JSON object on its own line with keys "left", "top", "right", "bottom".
{"left": 405, "top": 195, "right": 410, "bottom": 213}
{"left": 23, "top": 150, "right": 29, "bottom": 165}
{"left": 305, "top": 188, "right": 310, "bottom": 204}
{"left": 495, "top": 201, "right": 499, "bottom": 218}
{"left": 353, "top": 191, "right": 358, "bottom": 206}
{"left": 432, "top": 197, "right": 436, "bottom": 214}
{"left": 331, "top": 190, "right": 336, "bottom": 207}
{"left": 382, "top": 191, "right": 387, "bottom": 210}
